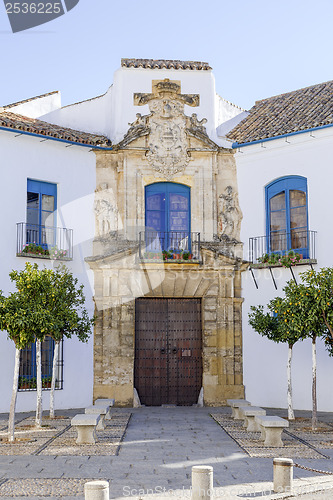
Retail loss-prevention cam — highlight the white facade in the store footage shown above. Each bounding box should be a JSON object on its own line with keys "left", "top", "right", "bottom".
{"left": 0, "top": 129, "right": 96, "bottom": 413}
{"left": 1, "top": 61, "right": 332, "bottom": 412}
{"left": 237, "top": 127, "right": 333, "bottom": 411}
{"left": 0, "top": 62, "right": 244, "bottom": 413}
{"left": 41, "top": 66, "right": 244, "bottom": 147}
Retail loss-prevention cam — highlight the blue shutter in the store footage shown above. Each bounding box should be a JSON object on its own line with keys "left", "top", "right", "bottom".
{"left": 27, "top": 179, "right": 57, "bottom": 248}
{"left": 145, "top": 182, "right": 190, "bottom": 251}
{"left": 266, "top": 176, "right": 308, "bottom": 257}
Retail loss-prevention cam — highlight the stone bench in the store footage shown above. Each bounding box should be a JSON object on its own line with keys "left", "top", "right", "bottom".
{"left": 71, "top": 414, "right": 100, "bottom": 445}
{"left": 255, "top": 415, "right": 289, "bottom": 447}
{"left": 85, "top": 404, "right": 110, "bottom": 430}
{"left": 226, "top": 399, "right": 251, "bottom": 419}
{"left": 94, "top": 399, "right": 115, "bottom": 419}
{"left": 94, "top": 398, "right": 115, "bottom": 407}
{"left": 239, "top": 406, "right": 266, "bottom": 431}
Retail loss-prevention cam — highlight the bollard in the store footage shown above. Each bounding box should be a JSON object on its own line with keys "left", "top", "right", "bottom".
{"left": 273, "top": 458, "right": 293, "bottom": 493}
{"left": 84, "top": 480, "right": 109, "bottom": 500}
{"left": 192, "top": 465, "right": 213, "bottom": 500}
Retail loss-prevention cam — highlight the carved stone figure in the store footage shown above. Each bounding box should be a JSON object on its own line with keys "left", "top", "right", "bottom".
{"left": 128, "top": 113, "right": 149, "bottom": 129}
{"left": 94, "top": 183, "right": 120, "bottom": 236}
{"left": 187, "top": 113, "right": 208, "bottom": 135}
{"left": 218, "top": 186, "right": 242, "bottom": 240}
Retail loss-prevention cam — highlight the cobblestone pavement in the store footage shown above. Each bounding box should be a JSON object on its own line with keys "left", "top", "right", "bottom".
{"left": 0, "top": 412, "right": 131, "bottom": 457}
{"left": 0, "top": 406, "right": 333, "bottom": 499}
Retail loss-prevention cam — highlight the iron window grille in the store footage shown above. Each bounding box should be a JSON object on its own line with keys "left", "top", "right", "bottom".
{"left": 18, "top": 336, "right": 63, "bottom": 391}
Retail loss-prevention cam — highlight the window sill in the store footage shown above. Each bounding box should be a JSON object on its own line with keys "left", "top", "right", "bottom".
{"left": 17, "top": 253, "right": 72, "bottom": 261}
{"left": 250, "top": 258, "right": 317, "bottom": 269}
{"left": 18, "top": 387, "right": 63, "bottom": 392}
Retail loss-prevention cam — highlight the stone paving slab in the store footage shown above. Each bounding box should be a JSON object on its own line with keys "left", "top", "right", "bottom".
{"left": 0, "top": 407, "right": 333, "bottom": 499}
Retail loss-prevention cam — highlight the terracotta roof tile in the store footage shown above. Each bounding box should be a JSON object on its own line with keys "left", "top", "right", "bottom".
{"left": 121, "top": 58, "right": 212, "bottom": 70}
{"left": 0, "top": 111, "right": 112, "bottom": 147}
{"left": 227, "top": 80, "right": 333, "bottom": 144}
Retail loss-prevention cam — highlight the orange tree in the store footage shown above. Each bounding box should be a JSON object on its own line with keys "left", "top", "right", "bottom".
{"left": 0, "top": 275, "right": 50, "bottom": 441}
{"left": 1, "top": 262, "right": 94, "bottom": 441}
{"left": 249, "top": 285, "right": 307, "bottom": 421}
{"left": 297, "top": 268, "right": 333, "bottom": 429}
{"left": 300, "top": 267, "right": 333, "bottom": 354}
{"left": 249, "top": 269, "right": 332, "bottom": 429}
{"left": 45, "top": 264, "right": 94, "bottom": 418}
{"left": 9, "top": 263, "right": 94, "bottom": 422}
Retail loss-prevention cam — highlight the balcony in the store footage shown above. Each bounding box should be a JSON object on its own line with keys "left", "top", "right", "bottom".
{"left": 138, "top": 231, "right": 201, "bottom": 263}
{"left": 249, "top": 230, "right": 317, "bottom": 268}
{"left": 16, "top": 223, "right": 73, "bottom": 261}
{"left": 248, "top": 230, "right": 317, "bottom": 289}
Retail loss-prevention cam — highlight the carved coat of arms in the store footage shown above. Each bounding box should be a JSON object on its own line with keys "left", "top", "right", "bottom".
{"left": 132, "top": 79, "right": 201, "bottom": 179}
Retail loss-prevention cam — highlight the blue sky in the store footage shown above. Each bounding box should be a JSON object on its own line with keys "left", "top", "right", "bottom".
{"left": 1, "top": 0, "right": 333, "bottom": 110}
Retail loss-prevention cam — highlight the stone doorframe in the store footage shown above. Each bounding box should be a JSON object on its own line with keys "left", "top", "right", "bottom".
{"left": 87, "top": 248, "right": 247, "bottom": 407}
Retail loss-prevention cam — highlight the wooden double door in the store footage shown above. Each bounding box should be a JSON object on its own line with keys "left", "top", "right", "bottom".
{"left": 134, "top": 298, "right": 202, "bottom": 406}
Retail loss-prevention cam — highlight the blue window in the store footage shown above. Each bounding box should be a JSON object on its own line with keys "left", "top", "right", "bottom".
{"left": 145, "top": 182, "right": 190, "bottom": 251}
{"left": 266, "top": 176, "right": 308, "bottom": 257}
{"left": 19, "top": 337, "right": 63, "bottom": 391}
{"left": 27, "top": 179, "right": 57, "bottom": 247}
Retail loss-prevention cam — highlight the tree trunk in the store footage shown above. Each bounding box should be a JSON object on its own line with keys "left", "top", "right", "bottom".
{"left": 35, "top": 340, "right": 42, "bottom": 428}
{"left": 49, "top": 340, "right": 59, "bottom": 419}
{"left": 312, "top": 334, "right": 318, "bottom": 431}
{"left": 8, "top": 348, "right": 20, "bottom": 443}
{"left": 287, "top": 344, "right": 295, "bottom": 420}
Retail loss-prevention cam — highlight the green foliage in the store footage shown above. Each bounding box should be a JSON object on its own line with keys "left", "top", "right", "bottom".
{"left": 48, "top": 246, "right": 68, "bottom": 260}
{"left": 258, "top": 253, "right": 280, "bottom": 265}
{"left": 21, "top": 243, "right": 50, "bottom": 257}
{"left": 17, "top": 376, "right": 52, "bottom": 390}
{"left": 0, "top": 262, "right": 94, "bottom": 348}
{"left": 20, "top": 243, "right": 67, "bottom": 259}
{"left": 258, "top": 251, "right": 302, "bottom": 268}
{"left": 0, "top": 269, "right": 50, "bottom": 349}
{"left": 279, "top": 251, "right": 302, "bottom": 268}
{"left": 44, "top": 264, "right": 94, "bottom": 343}
{"left": 249, "top": 267, "right": 333, "bottom": 354}
{"left": 299, "top": 268, "right": 333, "bottom": 355}
{"left": 248, "top": 304, "right": 280, "bottom": 342}
{"left": 249, "top": 283, "right": 311, "bottom": 348}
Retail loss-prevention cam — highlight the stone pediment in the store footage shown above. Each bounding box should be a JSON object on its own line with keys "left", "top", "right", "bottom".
{"left": 115, "top": 79, "right": 220, "bottom": 179}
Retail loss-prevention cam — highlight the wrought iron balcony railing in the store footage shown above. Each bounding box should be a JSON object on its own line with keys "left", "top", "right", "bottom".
{"left": 139, "top": 231, "right": 200, "bottom": 261}
{"left": 249, "top": 229, "right": 317, "bottom": 265}
{"left": 17, "top": 223, "right": 73, "bottom": 260}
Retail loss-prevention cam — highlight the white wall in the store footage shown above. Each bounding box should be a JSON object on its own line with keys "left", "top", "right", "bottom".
{"left": 237, "top": 127, "right": 333, "bottom": 411}
{"left": 0, "top": 130, "right": 96, "bottom": 413}
{"left": 41, "top": 66, "right": 243, "bottom": 147}
{"left": 7, "top": 92, "right": 61, "bottom": 119}
{"left": 109, "top": 66, "right": 219, "bottom": 144}
{"left": 40, "top": 90, "right": 113, "bottom": 138}
{"left": 215, "top": 94, "right": 244, "bottom": 127}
